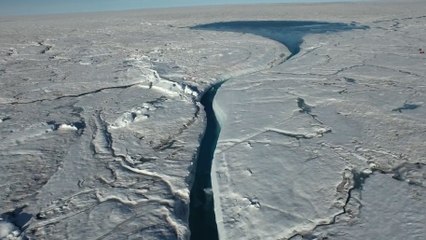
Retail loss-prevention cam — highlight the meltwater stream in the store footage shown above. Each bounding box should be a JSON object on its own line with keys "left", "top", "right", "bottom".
{"left": 189, "top": 83, "right": 223, "bottom": 240}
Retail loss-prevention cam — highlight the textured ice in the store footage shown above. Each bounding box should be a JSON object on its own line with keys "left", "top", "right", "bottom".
{"left": 1, "top": 1, "right": 426, "bottom": 239}
{"left": 207, "top": 2, "right": 426, "bottom": 240}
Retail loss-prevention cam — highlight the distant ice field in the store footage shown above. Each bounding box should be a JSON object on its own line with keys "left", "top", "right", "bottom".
{"left": 0, "top": 0, "right": 368, "bottom": 16}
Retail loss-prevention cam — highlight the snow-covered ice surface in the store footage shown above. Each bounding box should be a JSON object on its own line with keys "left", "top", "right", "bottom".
{"left": 0, "top": 1, "right": 425, "bottom": 239}
{"left": 207, "top": 2, "right": 426, "bottom": 240}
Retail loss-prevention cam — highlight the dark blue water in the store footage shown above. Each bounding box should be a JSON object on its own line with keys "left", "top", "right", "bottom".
{"left": 192, "top": 21, "right": 369, "bottom": 57}
{"left": 189, "top": 83, "right": 223, "bottom": 240}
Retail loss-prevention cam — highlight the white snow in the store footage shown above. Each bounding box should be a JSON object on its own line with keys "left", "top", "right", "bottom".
{"left": 57, "top": 124, "right": 78, "bottom": 131}
{"left": 0, "top": 220, "right": 20, "bottom": 240}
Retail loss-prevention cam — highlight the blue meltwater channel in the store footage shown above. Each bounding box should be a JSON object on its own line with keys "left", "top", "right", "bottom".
{"left": 189, "top": 82, "right": 224, "bottom": 240}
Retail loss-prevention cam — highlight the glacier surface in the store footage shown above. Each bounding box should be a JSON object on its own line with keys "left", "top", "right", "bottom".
{"left": 0, "top": 1, "right": 425, "bottom": 239}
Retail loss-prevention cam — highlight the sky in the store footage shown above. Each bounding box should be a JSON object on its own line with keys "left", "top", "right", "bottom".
{"left": 0, "top": 0, "right": 362, "bottom": 16}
